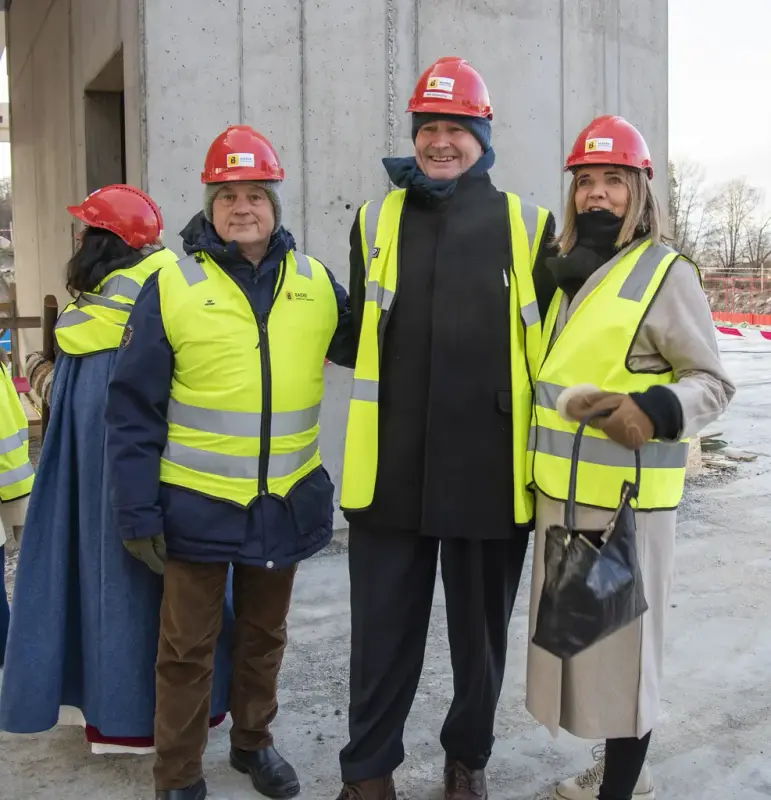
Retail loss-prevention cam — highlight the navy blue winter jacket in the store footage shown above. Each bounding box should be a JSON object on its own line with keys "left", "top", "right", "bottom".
{"left": 104, "top": 213, "right": 356, "bottom": 567}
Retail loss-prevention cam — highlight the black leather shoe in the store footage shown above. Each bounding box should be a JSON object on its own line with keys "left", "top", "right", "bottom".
{"left": 155, "top": 777, "right": 207, "bottom": 800}
{"left": 230, "top": 745, "right": 301, "bottom": 798}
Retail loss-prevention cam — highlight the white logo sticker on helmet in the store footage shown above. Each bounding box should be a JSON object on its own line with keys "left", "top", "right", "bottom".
{"left": 226, "top": 153, "right": 256, "bottom": 168}
{"left": 427, "top": 76, "right": 455, "bottom": 92}
{"left": 585, "top": 137, "right": 614, "bottom": 153}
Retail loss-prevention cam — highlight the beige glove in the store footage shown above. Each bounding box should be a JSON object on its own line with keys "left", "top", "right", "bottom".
{"left": 556, "top": 385, "right": 653, "bottom": 450}
{"left": 556, "top": 384, "right": 624, "bottom": 422}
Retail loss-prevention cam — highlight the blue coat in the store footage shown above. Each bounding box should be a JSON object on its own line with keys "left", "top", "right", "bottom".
{"left": 0, "top": 351, "right": 233, "bottom": 737}
{"left": 0, "top": 546, "right": 8, "bottom": 666}
{"left": 105, "top": 216, "right": 356, "bottom": 566}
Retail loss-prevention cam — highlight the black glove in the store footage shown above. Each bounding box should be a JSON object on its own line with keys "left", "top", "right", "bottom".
{"left": 123, "top": 534, "right": 167, "bottom": 575}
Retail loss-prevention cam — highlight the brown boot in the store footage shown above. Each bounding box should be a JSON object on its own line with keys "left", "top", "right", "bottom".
{"left": 335, "top": 776, "right": 396, "bottom": 800}
{"left": 444, "top": 759, "right": 488, "bottom": 800}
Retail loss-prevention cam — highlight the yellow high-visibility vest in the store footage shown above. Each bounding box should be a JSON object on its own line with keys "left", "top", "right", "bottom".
{"left": 530, "top": 238, "right": 693, "bottom": 511}
{"left": 55, "top": 248, "right": 177, "bottom": 356}
{"left": 157, "top": 250, "right": 338, "bottom": 506}
{"left": 0, "top": 362, "right": 34, "bottom": 502}
{"left": 340, "top": 189, "right": 551, "bottom": 526}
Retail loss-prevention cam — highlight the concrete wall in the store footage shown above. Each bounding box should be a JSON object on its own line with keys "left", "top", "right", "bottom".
{"left": 6, "top": 0, "right": 667, "bottom": 527}
{"left": 143, "top": 0, "right": 667, "bottom": 525}
{"left": 7, "top": 0, "right": 142, "bottom": 351}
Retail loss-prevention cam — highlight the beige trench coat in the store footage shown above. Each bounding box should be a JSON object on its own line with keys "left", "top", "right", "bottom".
{"left": 525, "top": 242, "right": 736, "bottom": 740}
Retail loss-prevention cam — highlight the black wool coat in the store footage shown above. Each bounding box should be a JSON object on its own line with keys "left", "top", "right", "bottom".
{"left": 344, "top": 172, "right": 557, "bottom": 540}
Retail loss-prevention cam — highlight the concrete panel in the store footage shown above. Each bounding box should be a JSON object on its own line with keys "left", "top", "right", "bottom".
{"left": 31, "top": 0, "right": 76, "bottom": 309}
{"left": 72, "top": 0, "right": 122, "bottom": 88}
{"left": 302, "top": 0, "right": 388, "bottom": 266}
{"left": 561, "top": 0, "right": 622, "bottom": 207}
{"left": 7, "top": 0, "right": 55, "bottom": 83}
{"left": 143, "top": 0, "right": 241, "bottom": 248}
{"left": 120, "top": 0, "right": 143, "bottom": 189}
{"left": 417, "top": 0, "right": 564, "bottom": 216}
{"left": 9, "top": 60, "right": 43, "bottom": 354}
{"left": 618, "top": 0, "right": 668, "bottom": 204}
{"left": 241, "top": 1, "right": 304, "bottom": 247}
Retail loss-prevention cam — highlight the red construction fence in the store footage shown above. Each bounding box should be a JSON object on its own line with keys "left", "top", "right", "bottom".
{"left": 703, "top": 275, "right": 771, "bottom": 326}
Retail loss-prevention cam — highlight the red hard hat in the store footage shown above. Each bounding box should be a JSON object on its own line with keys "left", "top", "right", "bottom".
{"left": 407, "top": 57, "right": 493, "bottom": 120}
{"left": 565, "top": 115, "right": 654, "bottom": 179}
{"left": 66, "top": 185, "right": 163, "bottom": 249}
{"left": 201, "top": 125, "right": 284, "bottom": 184}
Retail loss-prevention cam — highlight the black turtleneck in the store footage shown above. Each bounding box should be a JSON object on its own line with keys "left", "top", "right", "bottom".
{"left": 546, "top": 209, "right": 623, "bottom": 302}
{"left": 545, "top": 210, "right": 683, "bottom": 441}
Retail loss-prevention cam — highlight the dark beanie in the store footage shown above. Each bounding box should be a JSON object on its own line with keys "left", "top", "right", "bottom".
{"left": 411, "top": 112, "right": 492, "bottom": 152}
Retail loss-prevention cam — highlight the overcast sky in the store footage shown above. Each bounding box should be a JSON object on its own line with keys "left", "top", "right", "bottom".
{"left": 1, "top": 1, "right": 769, "bottom": 206}
{"left": 670, "top": 0, "right": 771, "bottom": 209}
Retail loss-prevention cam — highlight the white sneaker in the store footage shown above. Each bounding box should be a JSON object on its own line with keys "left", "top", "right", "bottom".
{"left": 553, "top": 745, "right": 655, "bottom": 799}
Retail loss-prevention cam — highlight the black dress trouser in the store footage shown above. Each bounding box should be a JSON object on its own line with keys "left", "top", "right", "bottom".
{"left": 339, "top": 525, "right": 530, "bottom": 783}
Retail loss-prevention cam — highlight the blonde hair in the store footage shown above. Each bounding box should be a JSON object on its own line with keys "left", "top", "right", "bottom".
{"left": 556, "top": 168, "right": 662, "bottom": 255}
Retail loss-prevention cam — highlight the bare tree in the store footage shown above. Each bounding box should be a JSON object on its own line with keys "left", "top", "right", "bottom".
{"left": 744, "top": 215, "right": 771, "bottom": 287}
{"left": 701, "top": 178, "right": 761, "bottom": 271}
{"left": 668, "top": 160, "right": 706, "bottom": 259}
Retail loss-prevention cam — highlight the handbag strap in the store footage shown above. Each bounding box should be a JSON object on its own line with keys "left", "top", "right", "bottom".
{"left": 564, "top": 411, "right": 642, "bottom": 532}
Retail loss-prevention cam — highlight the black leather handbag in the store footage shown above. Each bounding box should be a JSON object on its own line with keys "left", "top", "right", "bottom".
{"left": 531, "top": 413, "right": 649, "bottom": 659}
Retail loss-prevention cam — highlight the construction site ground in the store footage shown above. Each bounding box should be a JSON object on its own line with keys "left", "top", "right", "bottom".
{"left": 1, "top": 333, "right": 770, "bottom": 800}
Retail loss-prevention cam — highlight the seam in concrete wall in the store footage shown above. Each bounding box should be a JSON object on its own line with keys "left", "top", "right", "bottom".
{"left": 386, "top": 0, "right": 396, "bottom": 159}
{"left": 615, "top": 1, "right": 621, "bottom": 114}
{"left": 299, "top": 0, "right": 308, "bottom": 249}
{"left": 237, "top": 0, "right": 245, "bottom": 124}
{"left": 559, "top": 0, "right": 565, "bottom": 203}
{"left": 138, "top": 0, "right": 148, "bottom": 192}
{"left": 67, "top": 0, "right": 76, "bottom": 216}
{"left": 413, "top": 0, "right": 419, "bottom": 86}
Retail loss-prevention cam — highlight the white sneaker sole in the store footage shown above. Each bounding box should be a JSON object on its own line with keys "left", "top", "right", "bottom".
{"left": 552, "top": 788, "right": 655, "bottom": 800}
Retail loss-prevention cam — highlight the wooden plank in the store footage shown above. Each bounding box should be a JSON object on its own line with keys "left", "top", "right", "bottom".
{"left": 19, "top": 392, "right": 42, "bottom": 436}
{"left": 0, "top": 314, "right": 40, "bottom": 330}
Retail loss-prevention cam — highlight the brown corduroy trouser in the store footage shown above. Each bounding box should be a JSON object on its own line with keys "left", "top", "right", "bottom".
{"left": 153, "top": 558, "right": 297, "bottom": 790}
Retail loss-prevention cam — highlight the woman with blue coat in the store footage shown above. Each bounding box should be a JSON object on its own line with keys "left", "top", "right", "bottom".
{"left": 0, "top": 185, "right": 233, "bottom": 754}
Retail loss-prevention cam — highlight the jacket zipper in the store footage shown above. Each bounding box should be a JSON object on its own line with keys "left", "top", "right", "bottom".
{"left": 256, "top": 313, "right": 271, "bottom": 495}
{"left": 223, "top": 256, "right": 287, "bottom": 498}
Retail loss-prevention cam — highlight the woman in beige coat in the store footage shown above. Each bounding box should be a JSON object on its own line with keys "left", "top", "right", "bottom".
{"left": 525, "top": 116, "right": 735, "bottom": 800}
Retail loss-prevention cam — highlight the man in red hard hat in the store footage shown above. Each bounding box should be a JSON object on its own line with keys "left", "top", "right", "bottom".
{"left": 335, "top": 57, "right": 558, "bottom": 800}
{"left": 106, "top": 125, "right": 356, "bottom": 800}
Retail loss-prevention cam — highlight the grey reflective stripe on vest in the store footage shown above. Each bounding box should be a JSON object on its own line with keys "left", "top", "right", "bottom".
{"left": 363, "top": 199, "right": 385, "bottom": 277}
{"left": 0, "top": 429, "right": 28, "bottom": 457}
{"left": 177, "top": 254, "right": 208, "bottom": 286}
{"left": 351, "top": 378, "right": 378, "bottom": 403}
{"left": 0, "top": 460, "right": 34, "bottom": 488}
{"left": 162, "top": 437, "right": 319, "bottom": 481}
{"left": 167, "top": 398, "right": 320, "bottom": 438}
{"left": 99, "top": 274, "right": 142, "bottom": 301}
{"left": 294, "top": 252, "right": 312, "bottom": 278}
{"left": 527, "top": 426, "right": 537, "bottom": 451}
{"left": 520, "top": 300, "right": 540, "bottom": 327}
{"left": 75, "top": 293, "right": 133, "bottom": 313}
{"left": 532, "top": 425, "right": 688, "bottom": 469}
{"left": 520, "top": 201, "right": 539, "bottom": 256}
{"left": 618, "top": 244, "right": 676, "bottom": 302}
{"left": 534, "top": 381, "right": 566, "bottom": 410}
{"left": 55, "top": 309, "right": 92, "bottom": 329}
{"left": 364, "top": 280, "right": 394, "bottom": 312}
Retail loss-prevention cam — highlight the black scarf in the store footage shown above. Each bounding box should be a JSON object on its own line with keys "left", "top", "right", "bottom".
{"left": 546, "top": 209, "right": 623, "bottom": 300}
